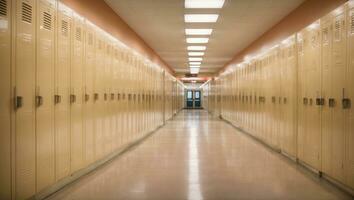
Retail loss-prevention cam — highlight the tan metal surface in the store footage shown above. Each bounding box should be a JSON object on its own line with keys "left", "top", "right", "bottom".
{"left": 46, "top": 110, "right": 351, "bottom": 200}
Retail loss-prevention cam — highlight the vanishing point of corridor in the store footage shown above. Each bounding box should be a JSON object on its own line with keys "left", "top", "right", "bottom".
{"left": 47, "top": 110, "right": 351, "bottom": 200}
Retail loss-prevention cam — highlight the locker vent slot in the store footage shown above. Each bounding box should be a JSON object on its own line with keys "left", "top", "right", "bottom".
{"left": 88, "top": 33, "right": 93, "bottom": 45}
{"left": 322, "top": 27, "right": 328, "bottom": 44}
{"left": 43, "top": 12, "right": 52, "bottom": 30}
{"left": 0, "top": 0, "right": 6, "bottom": 17}
{"left": 76, "top": 27, "right": 81, "bottom": 41}
{"left": 334, "top": 19, "right": 341, "bottom": 41}
{"left": 351, "top": 12, "right": 354, "bottom": 35}
{"left": 21, "top": 2, "right": 32, "bottom": 24}
{"left": 61, "top": 20, "right": 68, "bottom": 37}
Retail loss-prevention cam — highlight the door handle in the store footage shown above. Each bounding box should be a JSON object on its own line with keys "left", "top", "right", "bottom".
{"left": 36, "top": 96, "right": 43, "bottom": 107}
{"left": 54, "top": 95, "right": 62, "bottom": 104}
{"left": 14, "top": 96, "right": 23, "bottom": 110}
{"left": 70, "top": 94, "right": 76, "bottom": 104}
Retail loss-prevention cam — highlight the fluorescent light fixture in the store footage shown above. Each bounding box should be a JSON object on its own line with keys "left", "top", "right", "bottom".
{"left": 190, "top": 65, "right": 200, "bottom": 68}
{"left": 189, "top": 57, "right": 203, "bottom": 61}
{"left": 188, "top": 46, "right": 206, "bottom": 51}
{"left": 186, "top": 37, "right": 209, "bottom": 44}
{"left": 188, "top": 52, "right": 204, "bottom": 56}
{"left": 189, "top": 61, "right": 201, "bottom": 65}
{"left": 185, "top": 29, "right": 213, "bottom": 35}
{"left": 184, "top": 14, "right": 219, "bottom": 23}
{"left": 185, "top": 0, "right": 225, "bottom": 8}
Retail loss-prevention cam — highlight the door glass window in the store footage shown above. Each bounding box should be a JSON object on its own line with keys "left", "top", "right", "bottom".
{"left": 187, "top": 91, "right": 192, "bottom": 99}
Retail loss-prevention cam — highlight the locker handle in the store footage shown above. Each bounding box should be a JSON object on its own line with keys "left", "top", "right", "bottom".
{"left": 104, "top": 93, "right": 108, "bottom": 101}
{"left": 303, "top": 97, "right": 308, "bottom": 105}
{"left": 272, "top": 96, "right": 276, "bottom": 103}
{"left": 70, "top": 94, "right": 76, "bottom": 104}
{"left": 54, "top": 95, "right": 62, "bottom": 104}
{"left": 94, "top": 93, "right": 99, "bottom": 101}
{"left": 342, "top": 98, "right": 351, "bottom": 109}
{"left": 316, "top": 98, "right": 324, "bottom": 106}
{"left": 283, "top": 97, "right": 287, "bottom": 104}
{"left": 15, "top": 96, "right": 23, "bottom": 110}
{"left": 111, "top": 93, "right": 115, "bottom": 100}
{"left": 328, "top": 98, "right": 336, "bottom": 108}
{"left": 36, "top": 96, "right": 43, "bottom": 107}
{"left": 117, "top": 94, "right": 120, "bottom": 101}
{"left": 85, "top": 94, "right": 90, "bottom": 102}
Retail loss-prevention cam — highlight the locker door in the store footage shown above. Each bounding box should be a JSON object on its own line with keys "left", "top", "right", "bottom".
{"left": 104, "top": 42, "right": 112, "bottom": 154}
{"left": 0, "top": 0, "right": 11, "bottom": 198}
{"left": 70, "top": 13, "right": 84, "bottom": 173}
{"left": 346, "top": 4, "right": 354, "bottom": 189}
{"left": 55, "top": 2, "right": 71, "bottom": 181}
{"left": 13, "top": 0, "right": 37, "bottom": 198}
{"left": 304, "top": 22, "right": 322, "bottom": 170}
{"left": 35, "top": 0, "right": 56, "bottom": 191}
{"left": 84, "top": 23, "right": 95, "bottom": 164}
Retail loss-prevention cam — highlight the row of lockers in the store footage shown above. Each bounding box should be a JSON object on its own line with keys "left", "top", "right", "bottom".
{"left": 0, "top": 0, "right": 184, "bottom": 199}
{"left": 203, "top": 1, "right": 354, "bottom": 192}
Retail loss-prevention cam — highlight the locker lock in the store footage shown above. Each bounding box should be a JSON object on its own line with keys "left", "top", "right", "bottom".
{"left": 328, "top": 98, "right": 336, "bottom": 108}
{"left": 342, "top": 98, "right": 351, "bottom": 109}
{"left": 104, "top": 93, "right": 108, "bottom": 101}
{"left": 70, "top": 94, "right": 76, "bottom": 104}
{"left": 111, "top": 93, "right": 115, "bottom": 100}
{"left": 117, "top": 93, "right": 121, "bottom": 101}
{"left": 315, "top": 98, "right": 324, "bottom": 106}
{"left": 85, "top": 94, "right": 90, "bottom": 102}
{"left": 36, "top": 96, "right": 43, "bottom": 107}
{"left": 14, "top": 96, "right": 23, "bottom": 110}
{"left": 54, "top": 95, "right": 62, "bottom": 104}
{"left": 94, "top": 93, "right": 99, "bottom": 101}
{"left": 303, "top": 97, "right": 308, "bottom": 105}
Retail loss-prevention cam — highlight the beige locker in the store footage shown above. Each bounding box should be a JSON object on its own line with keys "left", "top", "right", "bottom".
{"left": 54, "top": 2, "right": 71, "bottom": 182}
{"left": 13, "top": 0, "right": 37, "bottom": 198}
{"left": 70, "top": 13, "right": 85, "bottom": 173}
{"left": 104, "top": 41, "right": 112, "bottom": 154}
{"left": 346, "top": 2, "right": 354, "bottom": 189}
{"left": 84, "top": 22, "right": 95, "bottom": 164}
{"left": 0, "top": 0, "right": 11, "bottom": 198}
{"left": 94, "top": 36, "right": 105, "bottom": 159}
{"left": 321, "top": 6, "right": 347, "bottom": 183}
{"left": 35, "top": 0, "right": 56, "bottom": 191}
{"left": 297, "top": 21, "right": 322, "bottom": 170}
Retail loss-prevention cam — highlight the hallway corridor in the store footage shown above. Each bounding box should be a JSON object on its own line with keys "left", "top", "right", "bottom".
{"left": 46, "top": 110, "right": 351, "bottom": 200}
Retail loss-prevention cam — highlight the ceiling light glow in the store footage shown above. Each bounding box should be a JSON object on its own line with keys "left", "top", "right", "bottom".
{"left": 189, "top": 57, "right": 203, "bottom": 61}
{"left": 186, "top": 37, "right": 209, "bottom": 44}
{"left": 185, "top": 0, "right": 225, "bottom": 8}
{"left": 189, "top": 62, "right": 201, "bottom": 65}
{"left": 184, "top": 14, "right": 219, "bottom": 23}
{"left": 185, "top": 29, "right": 213, "bottom": 35}
{"left": 190, "top": 65, "right": 200, "bottom": 68}
{"left": 188, "top": 52, "right": 204, "bottom": 56}
{"left": 188, "top": 46, "right": 206, "bottom": 51}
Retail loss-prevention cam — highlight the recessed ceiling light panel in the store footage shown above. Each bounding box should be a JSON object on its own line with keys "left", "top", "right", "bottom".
{"left": 185, "top": 29, "right": 213, "bottom": 35}
{"left": 184, "top": 14, "right": 219, "bottom": 23}
{"left": 187, "top": 46, "right": 206, "bottom": 51}
{"left": 186, "top": 37, "right": 209, "bottom": 44}
{"left": 190, "top": 68, "right": 200, "bottom": 74}
{"left": 185, "top": 0, "right": 225, "bottom": 9}
{"left": 189, "top": 57, "right": 203, "bottom": 61}
{"left": 190, "top": 65, "right": 200, "bottom": 68}
{"left": 188, "top": 52, "right": 204, "bottom": 56}
{"left": 189, "top": 61, "right": 201, "bottom": 65}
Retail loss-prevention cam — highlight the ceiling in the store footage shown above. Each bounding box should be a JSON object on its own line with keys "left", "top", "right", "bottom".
{"left": 104, "top": 0, "right": 305, "bottom": 75}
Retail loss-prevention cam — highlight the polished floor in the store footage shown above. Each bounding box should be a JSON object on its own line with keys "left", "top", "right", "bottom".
{"left": 47, "top": 110, "right": 352, "bottom": 200}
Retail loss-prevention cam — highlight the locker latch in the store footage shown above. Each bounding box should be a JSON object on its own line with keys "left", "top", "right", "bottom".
{"left": 14, "top": 96, "right": 23, "bottom": 110}
{"left": 303, "top": 97, "right": 308, "bottom": 105}
{"left": 111, "top": 93, "right": 115, "bottom": 100}
{"left": 342, "top": 98, "right": 351, "bottom": 109}
{"left": 36, "top": 96, "right": 43, "bottom": 107}
{"left": 117, "top": 93, "right": 121, "bottom": 101}
{"left": 85, "top": 94, "right": 90, "bottom": 102}
{"left": 54, "top": 95, "right": 62, "bottom": 104}
{"left": 283, "top": 97, "right": 287, "bottom": 104}
{"left": 104, "top": 93, "right": 108, "bottom": 101}
{"left": 70, "top": 94, "right": 76, "bottom": 104}
{"left": 272, "top": 96, "right": 276, "bottom": 103}
{"left": 94, "top": 93, "right": 99, "bottom": 101}
{"left": 328, "top": 98, "right": 336, "bottom": 108}
{"left": 316, "top": 98, "right": 324, "bottom": 106}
